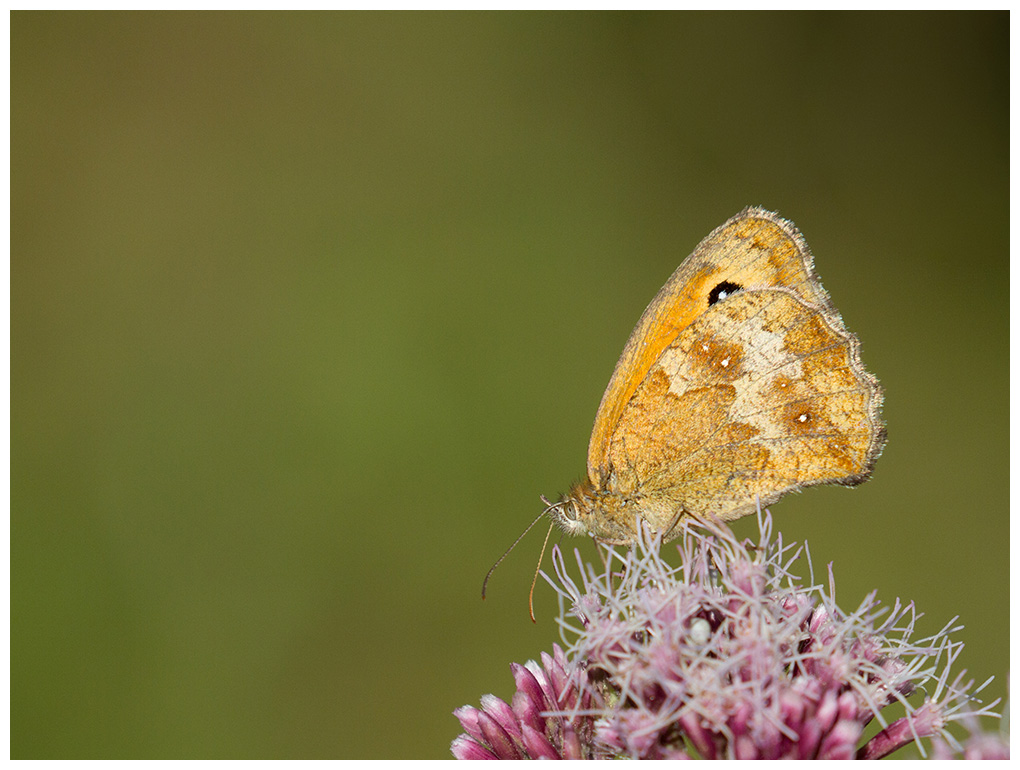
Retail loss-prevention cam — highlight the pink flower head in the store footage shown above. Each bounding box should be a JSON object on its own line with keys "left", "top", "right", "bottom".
{"left": 451, "top": 644, "right": 607, "bottom": 759}
{"left": 453, "top": 509, "right": 1006, "bottom": 759}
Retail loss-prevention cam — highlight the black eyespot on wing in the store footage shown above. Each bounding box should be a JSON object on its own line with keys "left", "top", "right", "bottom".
{"left": 708, "top": 280, "right": 742, "bottom": 306}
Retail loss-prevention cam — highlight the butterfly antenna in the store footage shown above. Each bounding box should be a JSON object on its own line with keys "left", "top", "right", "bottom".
{"left": 481, "top": 502, "right": 554, "bottom": 601}
{"left": 527, "top": 521, "right": 556, "bottom": 623}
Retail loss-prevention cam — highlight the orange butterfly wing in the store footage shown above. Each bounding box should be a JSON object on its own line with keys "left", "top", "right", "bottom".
{"left": 587, "top": 208, "right": 843, "bottom": 489}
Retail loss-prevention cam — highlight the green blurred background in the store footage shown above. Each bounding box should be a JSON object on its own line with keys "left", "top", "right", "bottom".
{"left": 13, "top": 12, "right": 1007, "bottom": 759}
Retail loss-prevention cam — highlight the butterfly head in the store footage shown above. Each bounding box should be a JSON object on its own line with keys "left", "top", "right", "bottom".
{"left": 543, "top": 487, "right": 590, "bottom": 538}
{"left": 543, "top": 479, "right": 637, "bottom": 545}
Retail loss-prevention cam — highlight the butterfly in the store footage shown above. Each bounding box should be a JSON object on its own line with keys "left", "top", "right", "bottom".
{"left": 485, "top": 207, "right": 885, "bottom": 617}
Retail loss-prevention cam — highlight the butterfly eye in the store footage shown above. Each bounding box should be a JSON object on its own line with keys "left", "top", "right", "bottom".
{"left": 708, "top": 280, "right": 742, "bottom": 306}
